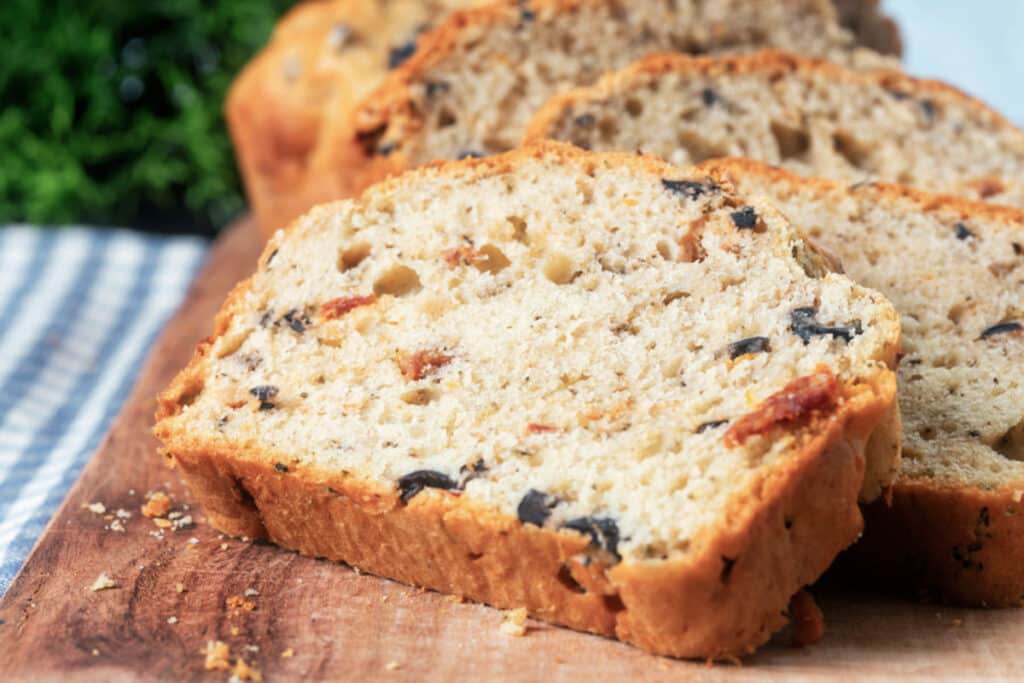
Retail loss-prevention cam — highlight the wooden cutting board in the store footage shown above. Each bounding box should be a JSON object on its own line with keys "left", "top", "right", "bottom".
{"left": 1, "top": 218, "right": 1021, "bottom": 682}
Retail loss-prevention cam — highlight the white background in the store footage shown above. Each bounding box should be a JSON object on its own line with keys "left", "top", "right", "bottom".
{"left": 887, "top": 0, "right": 1024, "bottom": 124}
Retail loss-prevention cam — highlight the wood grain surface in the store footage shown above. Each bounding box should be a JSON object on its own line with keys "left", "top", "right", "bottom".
{"left": 1, "top": 218, "right": 1022, "bottom": 682}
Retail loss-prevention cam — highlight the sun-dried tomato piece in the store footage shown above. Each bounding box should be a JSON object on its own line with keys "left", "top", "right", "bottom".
{"left": 399, "top": 349, "right": 453, "bottom": 381}
{"left": 320, "top": 294, "right": 377, "bottom": 320}
{"left": 724, "top": 369, "right": 839, "bottom": 447}
{"left": 443, "top": 246, "right": 479, "bottom": 267}
{"left": 526, "top": 423, "right": 557, "bottom": 434}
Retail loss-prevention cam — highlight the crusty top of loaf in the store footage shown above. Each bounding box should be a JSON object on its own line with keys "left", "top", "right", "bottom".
{"left": 351, "top": 0, "right": 897, "bottom": 170}
{"left": 225, "top": 0, "right": 481, "bottom": 190}
{"left": 524, "top": 49, "right": 1024, "bottom": 208}
{"left": 700, "top": 157, "right": 1024, "bottom": 491}
{"left": 156, "top": 141, "right": 900, "bottom": 565}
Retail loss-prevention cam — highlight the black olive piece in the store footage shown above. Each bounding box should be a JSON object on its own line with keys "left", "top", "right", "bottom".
{"left": 388, "top": 41, "right": 417, "bottom": 69}
{"left": 456, "top": 150, "right": 486, "bottom": 160}
{"left": 730, "top": 206, "right": 758, "bottom": 230}
{"left": 274, "top": 462, "right": 289, "bottom": 472}
{"left": 727, "top": 335, "right": 770, "bottom": 359}
{"left": 281, "top": 308, "right": 309, "bottom": 333}
{"left": 519, "top": 1, "right": 536, "bottom": 25}
{"left": 696, "top": 419, "right": 728, "bottom": 434}
{"left": 250, "top": 385, "right": 278, "bottom": 411}
{"left": 789, "top": 307, "right": 863, "bottom": 344}
{"left": 573, "top": 113, "right": 596, "bottom": 128}
{"left": 701, "top": 88, "right": 720, "bottom": 107}
{"left": 661, "top": 178, "right": 720, "bottom": 199}
{"left": 979, "top": 321, "right": 1022, "bottom": 339}
{"left": 425, "top": 80, "right": 450, "bottom": 97}
{"left": 1013, "top": 242, "right": 1022, "bottom": 255}
{"left": 517, "top": 489, "right": 559, "bottom": 526}
{"left": 377, "top": 141, "right": 397, "bottom": 156}
{"left": 955, "top": 222, "right": 975, "bottom": 240}
{"left": 920, "top": 99, "right": 937, "bottom": 120}
{"left": 397, "top": 470, "right": 458, "bottom": 504}
{"left": 259, "top": 311, "right": 273, "bottom": 328}
{"left": 560, "top": 517, "right": 620, "bottom": 561}
{"left": 266, "top": 249, "right": 278, "bottom": 266}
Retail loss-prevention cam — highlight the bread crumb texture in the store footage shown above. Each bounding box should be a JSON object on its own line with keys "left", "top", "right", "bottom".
{"left": 156, "top": 143, "right": 900, "bottom": 657}
{"left": 358, "top": 0, "right": 897, "bottom": 170}
{"left": 703, "top": 160, "right": 1024, "bottom": 491}
{"left": 527, "top": 51, "right": 1024, "bottom": 207}
{"left": 157, "top": 144, "right": 898, "bottom": 563}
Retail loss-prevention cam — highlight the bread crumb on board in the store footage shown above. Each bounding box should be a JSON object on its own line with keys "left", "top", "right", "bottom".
{"left": 87, "top": 572, "right": 117, "bottom": 592}
{"left": 280, "top": 647, "right": 295, "bottom": 659}
{"left": 231, "top": 657, "right": 262, "bottom": 682}
{"left": 385, "top": 660, "right": 401, "bottom": 671}
{"left": 83, "top": 502, "right": 106, "bottom": 515}
{"left": 142, "top": 491, "right": 172, "bottom": 518}
{"left": 499, "top": 607, "right": 529, "bottom": 637}
{"left": 204, "top": 640, "right": 232, "bottom": 671}
{"left": 227, "top": 595, "right": 257, "bottom": 612}
{"left": 788, "top": 590, "right": 825, "bottom": 647}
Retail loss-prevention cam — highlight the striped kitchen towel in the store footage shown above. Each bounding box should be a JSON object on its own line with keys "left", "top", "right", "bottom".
{"left": 0, "top": 225, "right": 207, "bottom": 595}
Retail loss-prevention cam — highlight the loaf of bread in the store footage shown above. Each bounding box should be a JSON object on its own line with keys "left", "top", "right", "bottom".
{"left": 700, "top": 158, "right": 1024, "bottom": 607}
{"left": 154, "top": 142, "right": 901, "bottom": 658}
{"left": 246, "top": 0, "right": 900, "bottom": 238}
{"left": 226, "top": 0, "right": 484, "bottom": 238}
{"left": 524, "top": 50, "right": 1024, "bottom": 208}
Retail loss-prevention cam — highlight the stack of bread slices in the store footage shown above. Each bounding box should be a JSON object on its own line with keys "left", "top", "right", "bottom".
{"left": 156, "top": 0, "right": 1023, "bottom": 659}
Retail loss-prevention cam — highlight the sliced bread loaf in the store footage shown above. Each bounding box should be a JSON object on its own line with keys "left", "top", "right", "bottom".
{"left": 154, "top": 142, "right": 901, "bottom": 658}
{"left": 525, "top": 50, "right": 1024, "bottom": 208}
{"left": 226, "top": 0, "right": 483, "bottom": 237}
{"left": 295, "top": 0, "right": 900, "bottom": 221}
{"left": 701, "top": 158, "right": 1024, "bottom": 606}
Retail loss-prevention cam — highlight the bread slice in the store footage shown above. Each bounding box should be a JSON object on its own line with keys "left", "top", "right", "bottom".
{"left": 524, "top": 50, "right": 1024, "bottom": 209}
{"left": 154, "top": 142, "right": 901, "bottom": 658}
{"left": 226, "top": 0, "right": 483, "bottom": 237}
{"left": 700, "top": 158, "right": 1024, "bottom": 607}
{"left": 298, "top": 0, "right": 899, "bottom": 214}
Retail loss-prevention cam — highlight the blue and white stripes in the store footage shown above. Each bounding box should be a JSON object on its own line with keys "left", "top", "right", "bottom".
{"left": 0, "top": 226, "right": 207, "bottom": 595}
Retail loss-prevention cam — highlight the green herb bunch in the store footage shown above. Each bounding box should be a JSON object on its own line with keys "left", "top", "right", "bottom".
{"left": 0, "top": 0, "right": 292, "bottom": 235}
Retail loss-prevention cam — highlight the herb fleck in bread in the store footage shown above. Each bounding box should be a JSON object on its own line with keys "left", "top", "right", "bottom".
{"left": 525, "top": 50, "right": 1024, "bottom": 208}
{"left": 305, "top": 0, "right": 901, "bottom": 217}
{"left": 226, "top": 0, "right": 483, "bottom": 237}
{"left": 701, "top": 158, "right": 1024, "bottom": 607}
{"left": 154, "top": 142, "right": 901, "bottom": 658}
